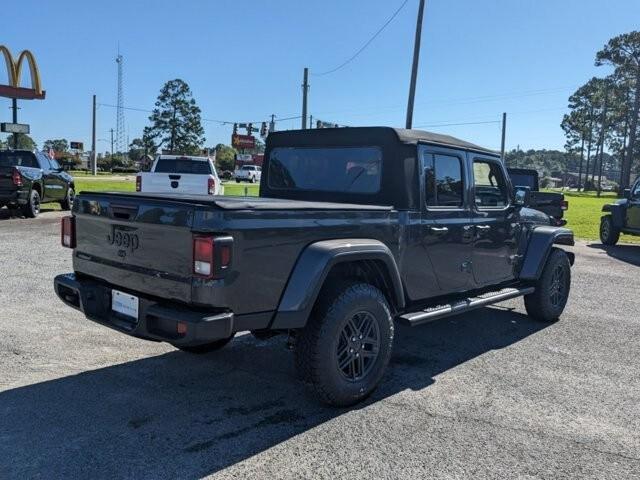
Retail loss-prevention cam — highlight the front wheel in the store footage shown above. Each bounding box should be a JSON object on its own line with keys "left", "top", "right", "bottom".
{"left": 295, "top": 282, "right": 394, "bottom": 407}
{"left": 250, "top": 176, "right": 256, "bottom": 183}
{"left": 176, "top": 335, "right": 234, "bottom": 354}
{"left": 524, "top": 248, "right": 571, "bottom": 322}
{"left": 600, "top": 216, "right": 620, "bottom": 245}
{"left": 60, "top": 187, "right": 75, "bottom": 211}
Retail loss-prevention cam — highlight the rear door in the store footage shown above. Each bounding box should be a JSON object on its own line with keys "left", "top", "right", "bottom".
{"left": 419, "top": 145, "right": 474, "bottom": 293}
{"left": 470, "top": 156, "right": 518, "bottom": 286}
{"left": 627, "top": 179, "right": 640, "bottom": 230}
{"left": 37, "top": 153, "right": 65, "bottom": 201}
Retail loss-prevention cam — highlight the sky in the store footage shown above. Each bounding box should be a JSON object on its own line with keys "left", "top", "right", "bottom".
{"left": 2, "top": 0, "right": 639, "bottom": 154}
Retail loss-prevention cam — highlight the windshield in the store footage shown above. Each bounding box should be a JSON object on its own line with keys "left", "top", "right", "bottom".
{"left": 268, "top": 146, "right": 382, "bottom": 194}
{"left": 154, "top": 158, "right": 212, "bottom": 174}
{"left": 0, "top": 151, "right": 38, "bottom": 168}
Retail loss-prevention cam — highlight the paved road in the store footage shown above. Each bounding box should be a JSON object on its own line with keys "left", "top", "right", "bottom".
{"left": 1, "top": 211, "right": 639, "bottom": 479}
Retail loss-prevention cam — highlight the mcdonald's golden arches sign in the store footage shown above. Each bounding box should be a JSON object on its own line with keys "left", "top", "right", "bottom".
{"left": 0, "top": 45, "right": 45, "bottom": 100}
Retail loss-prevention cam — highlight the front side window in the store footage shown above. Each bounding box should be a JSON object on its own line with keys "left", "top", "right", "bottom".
{"left": 268, "top": 146, "right": 382, "bottom": 194}
{"left": 473, "top": 160, "right": 509, "bottom": 208}
{"left": 632, "top": 180, "right": 640, "bottom": 198}
{"left": 424, "top": 153, "right": 464, "bottom": 207}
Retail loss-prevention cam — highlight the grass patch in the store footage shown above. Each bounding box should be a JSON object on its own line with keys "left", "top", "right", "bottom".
{"left": 222, "top": 183, "right": 259, "bottom": 196}
{"left": 558, "top": 190, "right": 640, "bottom": 243}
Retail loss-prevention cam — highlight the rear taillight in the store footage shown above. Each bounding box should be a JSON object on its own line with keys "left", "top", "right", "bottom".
{"left": 193, "top": 236, "right": 215, "bottom": 277}
{"left": 561, "top": 200, "right": 568, "bottom": 210}
{"left": 135, "top": 175, "right": 141, "bottom": 192}
{"left": 12, "top": 168, "right": 22, "bottom": 186}
{"left": 208, "top": 177, "right": 215, "bottom": 195}
{"left": 61, "top": 216, "right": 76, "bottom": 248}
{"left": 193, "top": 235, "right": 233, "bottom": 278}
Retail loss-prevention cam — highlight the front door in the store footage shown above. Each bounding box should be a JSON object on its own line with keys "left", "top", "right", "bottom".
{"left": 419, "top": 146, "right": 474, "bottom": 294}
{"left": 627, "top": 179, "right": 640, "bottom": 231}
{"left": 470, "top": 157, "right": 519, "bottom": 286}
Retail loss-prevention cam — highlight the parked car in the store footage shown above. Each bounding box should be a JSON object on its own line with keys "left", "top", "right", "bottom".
{"left": 234, "top": 164, "right": 261, "bottom": 183}
{"left": 507, "top": 168, "right": 568, "bottom": 226}
{"left": 0, "top": 150, "right": 74, "bottom": 217}
{"left": 220, "top": 170, "right": 233, "bottom": 181}
{"left": 54, "top": 127, "right": 574, "bottom": 406}
{"left": 136, "top": 155, "right": 221, "bottom": 195}
{"left": 600, "top": 177, "right": 640, "bottom": 245}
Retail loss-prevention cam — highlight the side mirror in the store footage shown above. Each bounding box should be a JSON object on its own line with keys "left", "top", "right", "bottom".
{"left": 623, "top": 188, "right": 631, "bottom": 199}
{"left": 513, "top": 186, "right": 531, "bottom": 207}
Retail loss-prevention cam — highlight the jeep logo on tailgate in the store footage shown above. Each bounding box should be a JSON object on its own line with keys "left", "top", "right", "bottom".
{"left": 107, "top": 225, "right": 139, "bottom": 252}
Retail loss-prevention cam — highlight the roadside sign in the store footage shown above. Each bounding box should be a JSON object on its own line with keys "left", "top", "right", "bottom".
{"left": 236, "top": 153, "right": 253, "bottom": 162}
{"left": 1, "top": 122, "right": 29, "bottom": 134}
{"left": 70, "top": 141, "right": 84, "bottom": 150}
{"left": 232, "top": 134, "right": 256, "bottom": 149}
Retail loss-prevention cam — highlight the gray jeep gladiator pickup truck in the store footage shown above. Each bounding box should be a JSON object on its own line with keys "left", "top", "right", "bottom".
{"left": 600, "top": 176, "right": 640, "bottom": 245}
{"left": 54, "top": 127, "right": 574, "bottom": 406}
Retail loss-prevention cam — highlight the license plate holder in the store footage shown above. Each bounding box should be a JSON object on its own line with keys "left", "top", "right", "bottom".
{"left": 111, "top": 289, "right": 139, "bottom": 320}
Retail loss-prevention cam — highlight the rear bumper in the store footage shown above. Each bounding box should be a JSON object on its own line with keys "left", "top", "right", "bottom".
{"left": 54, "top": 273, "right": 234, "bottom": 346}
{"left": 0, "top": 189, "right": 27, "bottom": 205}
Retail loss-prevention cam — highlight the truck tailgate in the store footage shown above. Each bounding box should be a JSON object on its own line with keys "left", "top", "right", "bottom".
{"left": 139, "top": 172, "right": 210, "bottom": 195}
{"left": 73, "top": 193, "right": 195, "bottom": 303}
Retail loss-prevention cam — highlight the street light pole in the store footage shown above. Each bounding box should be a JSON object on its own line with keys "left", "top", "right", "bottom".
{"left": 405, "top": 0, "right": 426, "bottom": 130}
{"left": 301, "top": 67, "right": 309, "bottom": 129}
{"left": 91, "top": 95, "right": 97, "bottom": 175}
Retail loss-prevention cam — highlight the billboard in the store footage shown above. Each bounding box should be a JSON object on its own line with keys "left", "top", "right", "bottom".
{"left": 232, "top": 134, "right": 256, "bottom": 149}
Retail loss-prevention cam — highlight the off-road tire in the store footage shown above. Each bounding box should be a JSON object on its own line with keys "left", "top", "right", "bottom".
{"left": 61, "top": 187, "right": 75, "bottom": 211}
{"left": 599, "top": 215, "right": 620, "bottom": 246}
{"left": 524, "top": 248, "right": 571, "bottom": 322}
{"left": 22, "top": 189, "right": 41, "bottom": 218}
{"left": 176, "top": 335, "right": 234, "bottom": 354}
{"left": 295, "top": 281, "right": 394, "bottom": 407}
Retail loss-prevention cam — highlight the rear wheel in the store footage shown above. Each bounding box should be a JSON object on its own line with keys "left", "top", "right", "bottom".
{"left": 60, "top": 187, "right": 75, "bottom": 211}
{"left": 176, "top": 334, "right": 234, "bottom": 354}
{"left": 295, "top": 282, "right": 394, "bottom": 407}
{"left": 22, "top": 189, "right": 40, "bottom": 218}
{"left": 600, "top": 216, "right": 620, "bottom": 245}
{"left": 524, "top": 248, "right": 571, "bottom": 322}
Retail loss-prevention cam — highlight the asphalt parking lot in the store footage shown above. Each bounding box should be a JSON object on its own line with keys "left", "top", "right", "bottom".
{"left": 1, "top": 211, "right": 639, "bottom": 479}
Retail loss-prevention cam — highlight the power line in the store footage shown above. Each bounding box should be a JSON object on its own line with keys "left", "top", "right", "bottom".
{"left": 410, "top": 120, "right": 501, "bottom": 128}
{"left": 312, "top": 0, "right": 410, "bottom": 76}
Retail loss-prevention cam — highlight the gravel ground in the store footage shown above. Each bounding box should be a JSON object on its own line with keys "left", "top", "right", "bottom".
{"left": 0, "top": 210, "right": 639, "bottom": 479}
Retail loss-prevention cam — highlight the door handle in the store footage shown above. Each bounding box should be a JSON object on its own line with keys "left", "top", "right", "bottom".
{"left": 476, "top": 225, "right": 491, "bottom": 230}
{"left": 429, "top": 226, "right": 449, "bottom": 233}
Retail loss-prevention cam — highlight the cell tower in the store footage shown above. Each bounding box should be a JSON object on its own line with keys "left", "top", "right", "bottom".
{"left": 115, "top": 50, "right": 126, "bottom": 156}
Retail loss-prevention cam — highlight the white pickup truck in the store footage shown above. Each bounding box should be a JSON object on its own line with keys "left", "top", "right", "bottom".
{"left": 234, "top": 164, "right": 262, "bottom": 183}
{"left": 136, "top": 155, "right": 222, "bottom": 195}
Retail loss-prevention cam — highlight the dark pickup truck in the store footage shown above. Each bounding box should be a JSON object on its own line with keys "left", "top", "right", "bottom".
{"left": 507, "top": 168, "right": 568, "bottom": 226}
{"left": 599, "top": 177, "right": 640, "bottom": 245}
{"left": 0, "top": 150, "right": 75, "bottom": 217}
{"left": 55, "top": 127, "right": 574, "bottom": 406}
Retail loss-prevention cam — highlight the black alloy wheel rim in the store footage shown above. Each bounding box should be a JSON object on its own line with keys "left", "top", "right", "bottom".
{"left": 549, "top": 264, "right": 566, "bottom": 307}
{"left": 336, "top": 311, "right": 380, "bottom": 382}
{"left": 601, "top": 219, "right": 610, "bottom": 239}
{"left": 32, "top": 194, "right": 40, "bottom": 215}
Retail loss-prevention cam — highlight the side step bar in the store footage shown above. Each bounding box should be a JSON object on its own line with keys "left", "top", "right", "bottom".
{"left": 397, "top": 287, "right": 535, "bottom": 327}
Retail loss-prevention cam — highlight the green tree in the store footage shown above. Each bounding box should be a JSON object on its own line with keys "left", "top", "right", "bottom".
{"left": 43, "top": 138, "right": 69, "bottom": 153}
{"left": 596, "top": 31, "right": 640, "bottom": 190}
{"left": 11, "top": 134, "right": 37, "bottom": 150}
{"left": 147, "top": 79, "right": 205, "bottom": 154}
{"left": 214, "top": 143, "right": 237, "bottom": 172}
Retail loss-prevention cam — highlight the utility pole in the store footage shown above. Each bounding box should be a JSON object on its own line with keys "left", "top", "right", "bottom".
{"left": 270, "top": 114, "right": 276, "bottom": 133}
{"left": 309, "top": 115, "right": 313, "bottom": 129}
{"left": 110, "top": 128, "right": 114, "bottom": 157}
{"left": 301, "top": 67, "right": 309, "bottom": 129}
{"left": 500, "top": 112, "right": 507, "bottom": 162}
{"left": 405, "top": 0, "right": 426, "bottom": 129}
{"left": 11, "top": 98, "right": 18, "bottom": 149}
{"left": 91, "top": 95, "right": 97, "bottom": 175}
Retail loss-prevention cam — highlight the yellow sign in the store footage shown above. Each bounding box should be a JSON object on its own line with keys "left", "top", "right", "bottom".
{"left": 0, "top": 45, "right": 45, "bottom": 100}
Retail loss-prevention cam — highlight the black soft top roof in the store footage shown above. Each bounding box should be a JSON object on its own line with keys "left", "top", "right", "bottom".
{"left": 268, "top": 126, "right": 498, "bottom": 156}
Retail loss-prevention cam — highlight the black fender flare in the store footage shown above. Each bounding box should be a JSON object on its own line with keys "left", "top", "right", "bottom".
{"left": 270, "top": 239, "right": 405, "bottom": 329}
{"left": 602, "top": 202, "right": 626, "bottom": 228}
{"left": 519, "top": 226, "right": 574, "bottom": 281}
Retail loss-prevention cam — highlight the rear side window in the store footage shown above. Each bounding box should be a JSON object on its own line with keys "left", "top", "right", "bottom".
{"left": 424, "top": 153, "right": 464, "bottom": 207}
{"left": 268, "top": 146, "right": 382, "bottom": 194}
{"left": 0, "top": 152, "right": 38, "bottom": 168}
{"left": 154, "top": 158, "right": 212, "bottom": 174}
{"left": 473, "top": 160, "right": 509, "bottom": 208}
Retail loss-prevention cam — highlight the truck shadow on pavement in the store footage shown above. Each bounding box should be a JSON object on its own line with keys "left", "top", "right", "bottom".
{"left": 0, "top": 307, "right": 549, "bottom": 479}
{"left": 588, "top": 242, "right": 640, "bottom": 267}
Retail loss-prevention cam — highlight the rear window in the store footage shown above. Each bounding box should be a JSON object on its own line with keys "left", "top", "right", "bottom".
{"left": 242, "top": 165, "right": 257, "bottom": 171}
{"left": 509, "top": 172, "right": 536, "bottom": 189}
{"left": 268, "top": 146, "right": 382, "bottom": 194}
{"left": 0, "top": 151, "right": 38, "bottom": 168}
{"left": 154, "top": 158, "right": 212, "bottom": 175}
